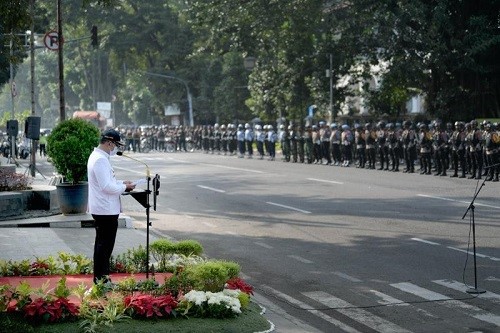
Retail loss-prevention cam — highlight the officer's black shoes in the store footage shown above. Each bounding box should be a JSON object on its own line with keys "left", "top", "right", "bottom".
{"left": 468, "top": 175, "right": 476, "bottom": 179}
{"left": 450, "top": 174, "right": 458, "bottom": 177}
{"left": 459, "top": 175, "right": 466, "bottom": 178}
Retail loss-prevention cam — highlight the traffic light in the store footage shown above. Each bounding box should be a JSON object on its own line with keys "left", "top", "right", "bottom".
{"left": 90, "top": 25, "right": 98, "bottom": 48}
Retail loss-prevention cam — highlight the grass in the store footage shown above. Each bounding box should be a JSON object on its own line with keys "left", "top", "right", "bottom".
{"left": 0, "top": 301, "right": 271, "bottom": 333}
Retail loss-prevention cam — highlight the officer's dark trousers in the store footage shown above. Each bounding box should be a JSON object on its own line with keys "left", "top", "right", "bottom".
{"left": 92, "top": 215, "right": 119, "bottom": 284}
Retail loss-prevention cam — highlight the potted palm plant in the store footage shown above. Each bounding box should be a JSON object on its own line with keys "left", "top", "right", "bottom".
{"left": 47, "top": 118, "right": 100, "bottom": 215}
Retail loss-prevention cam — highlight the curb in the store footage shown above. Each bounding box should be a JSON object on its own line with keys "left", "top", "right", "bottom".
{"left": 0, "top": 214, "right": 134, "bottom": 228}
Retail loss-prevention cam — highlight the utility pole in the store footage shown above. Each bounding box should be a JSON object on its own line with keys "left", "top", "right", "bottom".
{"left": 57, "top": 0, "right": 65, "bottom": 121}
{"left": 29, "top": 0, "right": 36, "bottom": 177}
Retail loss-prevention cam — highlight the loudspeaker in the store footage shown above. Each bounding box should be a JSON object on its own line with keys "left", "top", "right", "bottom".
{"left": 25, "top": 116, "right": 41, "bottom": 140}
{"left": 6, "top": 119, "right": 18, "bottom": 137}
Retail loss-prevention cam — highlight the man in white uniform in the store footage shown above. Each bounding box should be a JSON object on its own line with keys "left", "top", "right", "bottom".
{"left": 87, "top": 129, "right": 135, "bottom": 284}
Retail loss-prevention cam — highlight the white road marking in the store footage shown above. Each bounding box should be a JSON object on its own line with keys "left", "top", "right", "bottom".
{"left": 433, "top": 279, "right": 500, "bottom": 304}
{"left": 201, "top": 221, "right": 216, "bottom": 228}
{"left": 392, "top": 282, "right": 500, "bottom": 326}
{"left": 197, "top": 185, "right": 226, "bottom": 193}
{"left": 199, "top": 163, "right": 265, "bottom": 174}
{"left": 254, "top": 242, "right": 273, "bottom": 249}
{"left": 369, "top": 290, "right": 409, "bottom": 306}
{"left": 303, "top": 291, "right": 412, "bottom": 333}
{"left": 411, "top": 238, "right": 440, "bottom": 245}
{"left": 447, "top": 246, "right": 500, "bottom": 261}
{"left": 260, "top": 285, "right": 361, "bottom": 333}
{"left": 486, "top": 276, "right": 500, "bottom": 283}
{"left": 224, "top": 231, "right": 238, "bottom": 236}
{"left": 288, "top": 255, "right": 314, "bottom": 264}
{"left": 331, "top": 271, "right": 362, "bottom": 283}
{"left": 266, "top": 201, "right": 311, "bottom": 214}
{"left": 307, "top": 178, "right": 344, "bottom": 185}
{"left": 417, "top": 194, "right": 500, "bottom": 209}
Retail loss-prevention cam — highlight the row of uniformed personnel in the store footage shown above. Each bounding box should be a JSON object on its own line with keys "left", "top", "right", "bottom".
{"left": 189, "top": 120, "right": 500, "bottom": 182}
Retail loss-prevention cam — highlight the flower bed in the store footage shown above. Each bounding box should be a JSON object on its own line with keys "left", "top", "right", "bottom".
{"left": 0, "top": 239, "right": 271, "bottom": 333}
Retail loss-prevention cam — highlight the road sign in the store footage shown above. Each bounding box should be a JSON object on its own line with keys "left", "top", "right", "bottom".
{"left": 43, "top": 31, "right": 60, "bottom": 51}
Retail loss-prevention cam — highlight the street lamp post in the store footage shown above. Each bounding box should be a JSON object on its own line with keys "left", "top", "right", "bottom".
{"left": 327, "top": 53, "right": 333, "bottom": 123}
{"left": 144, "top": 72, "right": 193, "bottom": 127}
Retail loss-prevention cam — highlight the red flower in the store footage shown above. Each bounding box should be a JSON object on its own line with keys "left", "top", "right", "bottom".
{"left": 23, "top": 297, "right": 78, "bottom": 322}
{"left": 125, "top": 293, "right": 178, "bottom": 319}
{"left": 225, "top": 277, "right": 254, "bottom": 295}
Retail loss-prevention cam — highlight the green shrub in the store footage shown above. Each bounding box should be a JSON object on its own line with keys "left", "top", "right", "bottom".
{"left": 150, "top": 239, "right": 175, "bottom": 271}
{"left": 187, "top": 260, "right": 240, "bottom": 292}
{"left": 46, "top": 118, "right": 100, "bottom": 184}
{"left": 174, "top": 240, "right": 203, "bottom": 256}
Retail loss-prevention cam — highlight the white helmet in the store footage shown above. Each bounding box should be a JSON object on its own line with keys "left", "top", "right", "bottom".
{"left": 268, "top": 125, "right": 274, "bottom": 130}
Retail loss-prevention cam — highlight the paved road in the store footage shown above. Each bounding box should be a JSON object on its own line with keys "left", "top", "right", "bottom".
{"left": 30, "top": 151, "right": 500, "bottom": 332}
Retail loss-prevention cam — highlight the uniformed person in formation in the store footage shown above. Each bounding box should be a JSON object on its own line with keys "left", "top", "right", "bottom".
{"left": 255, "top": 124, "right": 265, "bottom": 159}
{"left": 297, "top": 126, "right": 305, "bottom": 163}
{"left": 450, "top": 121, "right": 466, "bottom": 178}
{"left": 376, "top": 121, "right": 389, "bottom": 170}
{"left": 312, "top": 125, "right": 322, "bottom": 164}
{"left": 354, "top": 123, "right": 366, "bottom": 168}
{"left": 229, "top": 124, "right": 238, "bottom": 155}
{"left": 202, "top": 125, "right": 209, "bottom": 153}
{"left": 402, "top": 120, "right": 417, "bottom": 173}
{"left": 468, "top": 120, "right": 483, "bottom": 179}
{"left": 386, "top": 123, "right": 400, "bottom": 172}
{"left": 220, "top": 124, "right": 228, "bottom": 155}
{"left": 267, "top": 125, "right": 277, "bottom": 161}
{"left": 432, "top": 120, "right": 448, "bottom": 176}
{"left": 365, "top": 123, "right": 377, "bottom": 169}
{"left": 281, "top": 125, "right": 291, "bottom": 162}
{"left": 304, "top": 125, "right": 314, "bottom": 164}
{"left": 319, "top": 121, "right": 332, "bottom": 165}
{"left": 418, "top": 123, "right": 433, "bottom": 175}
{"left": 330, "top": 123, "right": 342, "bottom": 166}
{"left": 290, "top": 125, "right": 299, "bottom": 163}
{"left": 213, "top": 123, "right": 221, "bottom": 154}
{"left": 341, "top": 124, "right": 353, "bottom": 167}
{"left": 484, "top": 122, "right": 499, "bottom": 181}
{"left": 237, "top": 124, "right": 245, "bottom": 158}
{"left": 244, "top": 123, "right": 254, "bottom": 158}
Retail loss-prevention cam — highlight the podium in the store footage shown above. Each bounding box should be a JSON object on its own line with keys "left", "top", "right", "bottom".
{"left": 123, "top": 174, "right": 160, "bottom": 279}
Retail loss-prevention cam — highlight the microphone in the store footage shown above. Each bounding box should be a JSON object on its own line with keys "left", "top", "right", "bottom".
{"left": 116, "top": 151, "right": 150, "bottom": 177}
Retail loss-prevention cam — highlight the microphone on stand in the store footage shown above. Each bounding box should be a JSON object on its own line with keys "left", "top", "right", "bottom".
{"left": 116, "top": 151, "right": 150, "bottom": 178}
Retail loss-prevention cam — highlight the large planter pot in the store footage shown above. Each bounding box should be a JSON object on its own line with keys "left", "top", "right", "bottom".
{"left": 56, "top": 182, "right": 88, "bottom": 215}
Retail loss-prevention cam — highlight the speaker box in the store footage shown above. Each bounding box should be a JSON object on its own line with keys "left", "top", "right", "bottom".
{"left": 6, "top": 119, "right": 18, "bottom": 137}
{"left": 25, "top": 116, "right": 41, "bottom": 140}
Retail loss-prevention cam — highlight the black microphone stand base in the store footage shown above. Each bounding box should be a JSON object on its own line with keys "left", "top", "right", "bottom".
{"left": 466, "top": 287, "right": 486, "bottom": 295}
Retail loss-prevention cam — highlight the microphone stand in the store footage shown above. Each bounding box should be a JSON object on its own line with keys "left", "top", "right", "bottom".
{"left": 117, "top": 152, "right": 153, "bottom": 279}
{"left": 461, "top": 175, "right": 487, "bottom": 294}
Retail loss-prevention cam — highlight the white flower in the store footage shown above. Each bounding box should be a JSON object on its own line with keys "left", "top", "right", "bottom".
{"left": 183, "top": 290, "right": 207, "bottom": 306}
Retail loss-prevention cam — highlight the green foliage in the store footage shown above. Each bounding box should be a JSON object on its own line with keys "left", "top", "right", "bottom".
{"left": 186, "top": 260, "right": 240, "bottom": 292}
{"left": 174, "top": 240, "right": 203, "bottom": 257}
{"left": 111, "top": 245, "right": 148, "bottom": 274}
{"left": 46, "top": 118, "right": 100, "bottom": 184}
{"left": 150, "top": 239, "right": 204, "bottom": 272}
